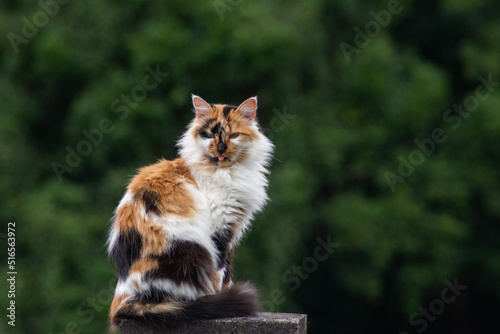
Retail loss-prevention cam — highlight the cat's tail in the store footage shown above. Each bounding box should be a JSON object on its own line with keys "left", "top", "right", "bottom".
{"left": 109, "top": 281, "right": 259, "bottom": 332}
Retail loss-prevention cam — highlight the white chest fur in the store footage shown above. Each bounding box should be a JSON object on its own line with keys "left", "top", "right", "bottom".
{"left": 191, "top": 165, "right": 268, "bottom": 242}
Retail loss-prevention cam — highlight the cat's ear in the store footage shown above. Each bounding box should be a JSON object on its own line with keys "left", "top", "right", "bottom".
{"left": 192, "top": 94, "right": 212, "bottom": 119}
{"left": 236, "top": 96, "right": 257, "bottom": 121}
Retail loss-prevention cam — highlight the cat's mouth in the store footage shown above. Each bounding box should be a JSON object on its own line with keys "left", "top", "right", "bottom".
{"left": 207, "top": 154, "right": 230, "bottom": 164}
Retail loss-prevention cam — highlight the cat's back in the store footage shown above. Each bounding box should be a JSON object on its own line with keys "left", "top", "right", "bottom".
{"left": 126, "top": 158, "right": 197, "bottom": 218}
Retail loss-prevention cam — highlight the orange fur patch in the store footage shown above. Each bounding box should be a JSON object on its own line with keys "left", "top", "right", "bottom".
{"left": 141, "top": 223, "right": 170, "bottom": 257}
{"left": 128, "top": 158, "right": 197, "bottom": 218}
{"left": 109, "top": 293, "right": 131, "bottom": 327}
{"left": 129, "top": 257, "right": 159, "bottom": 275}
{"left": 114, "top": 202, "right": 139, "bottom": 232}
{"left": 210, "top": 271, "right": 222, "bottom": 292}
{"left": 147, "top": 301, "right": 183, "bottom": 314}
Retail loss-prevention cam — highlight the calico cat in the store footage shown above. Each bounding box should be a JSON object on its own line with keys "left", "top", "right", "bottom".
{"left": 107, "top": 95, "right": 273, "bottom": 331}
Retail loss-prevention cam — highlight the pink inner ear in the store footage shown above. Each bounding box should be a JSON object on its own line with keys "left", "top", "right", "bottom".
{"left": 237, "top": 97, "right": 257, "bottom": 121}
{"left": 192, "top": 95, "right": 211, "bottom": 118}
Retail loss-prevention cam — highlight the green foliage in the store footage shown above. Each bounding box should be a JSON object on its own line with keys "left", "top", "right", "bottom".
{"left": 1, "top": 0, "right": 499, "bottom": 333}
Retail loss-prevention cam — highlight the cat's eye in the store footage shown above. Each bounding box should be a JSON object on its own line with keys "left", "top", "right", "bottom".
{"left": 200, "top": 131, "right": 214, "bottom": 139}
{"left": 229, "top": 133, "right": 240, "bottom": 139}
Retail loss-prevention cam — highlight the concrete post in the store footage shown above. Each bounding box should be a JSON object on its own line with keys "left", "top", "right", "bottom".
{"left": 120, "top": 312, "right": 307, "bottom": 334}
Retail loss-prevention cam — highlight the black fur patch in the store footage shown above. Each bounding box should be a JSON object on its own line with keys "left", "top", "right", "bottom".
{"left": 222, "top": 255, "right": 234, "bottom": 286}
{"left": 109, "top": 228, "right": 143, "bottom": 279}
{"left": 223, "top": 105, "right": 237, "bottom": 118}
{"left": 211, "top": 122, "right": 221, "bottom": 134}
{"left": 145, "top": 241, "right": 213, "bottom": 292}
{"left": 198, "top": 119, "right": 214, "bottom": 137}
{"left": 141, "top": 190, "right": 162, "bottom": 215}
{"left": 217, "top": 140, "right": 228, "bottom": 154}
{"left": 211, "top": 228, "right": 234, "bottom": 270}
{"left": 138, "top": 288, "right": 175, "bottom": 304}
{"left": 199, "top": 130, "right": 212, "bottom": 139}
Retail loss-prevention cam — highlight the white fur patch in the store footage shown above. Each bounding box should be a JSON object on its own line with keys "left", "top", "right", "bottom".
{"left": 114, "top": 273, "right": 207, "bottom": 301}
{"left": 150, "top": 278, "right": 209, "bottom": 300}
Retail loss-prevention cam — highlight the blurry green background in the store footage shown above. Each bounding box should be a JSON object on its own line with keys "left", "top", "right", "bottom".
{"left": 1, "top": 0, "right": 499, "bottom": 333}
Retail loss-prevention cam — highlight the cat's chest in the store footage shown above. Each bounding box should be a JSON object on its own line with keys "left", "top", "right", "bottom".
{"left": 195, "top": 169, "right": 252, "bottom": 229}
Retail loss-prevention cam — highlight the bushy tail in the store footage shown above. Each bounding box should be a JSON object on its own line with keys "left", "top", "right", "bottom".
{"left": 110, "top": 282, "right": 259, "bottom": 331}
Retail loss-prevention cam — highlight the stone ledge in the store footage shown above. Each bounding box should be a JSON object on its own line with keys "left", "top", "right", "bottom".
{"left": 120, "top": 312, "right": 307, "bottom": 334}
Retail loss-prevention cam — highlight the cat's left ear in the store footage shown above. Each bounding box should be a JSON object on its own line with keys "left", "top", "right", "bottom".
{"left": 236, "top": 96, "right": 257, "bottom": 122}
{"left": 192, "top": 94, "right": 212, "bottom": 119}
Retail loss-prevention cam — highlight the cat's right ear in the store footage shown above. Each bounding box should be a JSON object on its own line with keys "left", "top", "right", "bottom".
{"left": 192, "top": 95, "right": 212, "bottom": 119}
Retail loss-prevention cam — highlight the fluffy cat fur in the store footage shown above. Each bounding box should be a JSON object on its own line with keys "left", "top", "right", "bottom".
{"left": 107, "top": 95, "right": 273, "bottom": 331}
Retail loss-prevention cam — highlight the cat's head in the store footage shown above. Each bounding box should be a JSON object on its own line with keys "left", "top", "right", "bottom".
{"left": 178, "top": 95, "right": 273, "bottom": 168}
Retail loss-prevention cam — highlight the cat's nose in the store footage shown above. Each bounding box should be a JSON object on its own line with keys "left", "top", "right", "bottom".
{"left": 217, "top": 141, "right": 228, "bottom": 154}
